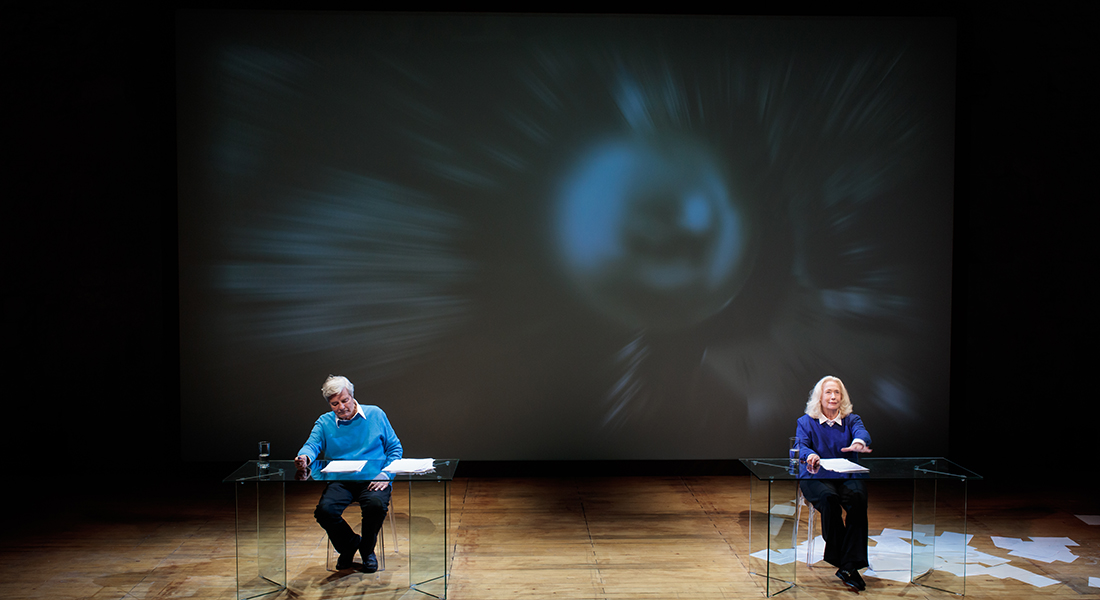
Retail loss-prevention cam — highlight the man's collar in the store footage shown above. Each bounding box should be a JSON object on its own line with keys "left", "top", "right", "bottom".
{"left": 336, "top": 402, "right": 365, "bottom": 426}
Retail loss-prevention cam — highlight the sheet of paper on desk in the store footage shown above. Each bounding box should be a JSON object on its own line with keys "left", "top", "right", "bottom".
{"left": 321, "top": 460, "right": 367, "bottom": 473}
{"left": 819, "top": 458, "right": 869, "bottom": 473}
{"left": 384, "top": 458, "right": 435, "bottom": 473}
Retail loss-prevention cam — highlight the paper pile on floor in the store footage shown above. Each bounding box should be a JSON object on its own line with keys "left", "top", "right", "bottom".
{"left": 865, "top": 529, "right": 1062, "bottom": 587}
{"left": 750, "top": 521, "right": 1071, "bottom": 588}
{"left": 991, "top": 536, "right": 1077, "bottom": 563}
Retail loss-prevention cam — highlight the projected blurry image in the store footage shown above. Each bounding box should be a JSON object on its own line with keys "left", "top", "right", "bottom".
{"left": 178, "top": 15, "right": 956, "bottom": 460}
{"left": 554, "top": 134, "right": 749, "bottom": 331}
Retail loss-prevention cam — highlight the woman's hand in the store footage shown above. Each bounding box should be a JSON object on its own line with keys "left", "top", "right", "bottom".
{"left": 806, "top": 453, "right": 821, "bottom": 472}
{"left": 841, "top": 441, "right": 872, "bottom": 453}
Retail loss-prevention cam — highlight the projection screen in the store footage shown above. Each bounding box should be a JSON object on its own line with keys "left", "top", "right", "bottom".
{"left": 177, "top": 13, "right": 956, "bottom": 462}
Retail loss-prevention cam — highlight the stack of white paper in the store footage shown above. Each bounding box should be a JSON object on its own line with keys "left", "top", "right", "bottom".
{"left": 321, "top": 460, "right": 367, "bottom": 473}
{"left": 819, "top": 458, "right": 869, "bottom": 473}
{"left": 383, "top": 458, "right": 436, "bottom": 474}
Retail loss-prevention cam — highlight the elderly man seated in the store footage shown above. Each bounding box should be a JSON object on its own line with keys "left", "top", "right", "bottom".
{"left": 295, "top": 375, "right": 402, "bottom": 572}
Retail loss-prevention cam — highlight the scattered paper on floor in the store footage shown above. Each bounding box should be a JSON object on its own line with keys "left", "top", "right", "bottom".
{"left": 754, "top": 527, "right": 1077, "bottom": 589}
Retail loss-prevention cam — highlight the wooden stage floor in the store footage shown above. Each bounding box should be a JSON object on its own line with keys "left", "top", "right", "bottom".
{"left": 0, "top": 475, "right": 1096, "bottom": 599}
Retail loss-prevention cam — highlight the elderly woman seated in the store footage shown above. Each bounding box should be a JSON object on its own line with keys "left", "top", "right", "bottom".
{"left": 793, "top": 375, "right": 873, "bottom": 591}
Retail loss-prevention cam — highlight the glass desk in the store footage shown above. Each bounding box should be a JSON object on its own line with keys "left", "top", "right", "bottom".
{"left": 225, "top": 459, "right": 458, "bottom": 600}
{"left": 740, "top": 457, "right": 981, "bottom": 597}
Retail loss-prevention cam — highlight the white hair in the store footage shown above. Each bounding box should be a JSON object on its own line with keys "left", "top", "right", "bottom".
{"left": 321, "top": 375, "right": 354, "bottom": 400}
{"left": 804, "top": 375, "right": 853, "bottom": 419}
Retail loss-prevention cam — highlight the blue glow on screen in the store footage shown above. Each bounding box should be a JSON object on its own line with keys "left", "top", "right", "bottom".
{"left": 554, "top": 136, "right": 747, "bottom": 330}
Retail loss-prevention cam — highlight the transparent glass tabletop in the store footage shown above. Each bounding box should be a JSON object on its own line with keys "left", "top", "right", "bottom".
{"left": 223, "top": 458, "right": 459, "bottom": 483}
{"left": 741, "top": 457, "right": 981, "bottom": 481}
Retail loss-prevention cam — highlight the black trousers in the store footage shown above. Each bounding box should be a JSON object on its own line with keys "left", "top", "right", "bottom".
{"left": 799, "top": 478, "right": 868, "bottom": 571}
{"left": 314, "top": 482, "right": 392, "bottom": 556}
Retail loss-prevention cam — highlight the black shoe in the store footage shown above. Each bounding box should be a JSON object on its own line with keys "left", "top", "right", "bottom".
{"left": 836, "top": 569, "right": 865, "bottom": 591}
{"left": 362, "top": 551, "right": 378, "bottom": 573}
{"left": 336, "top": 534, "right": 362, "bottom": 570}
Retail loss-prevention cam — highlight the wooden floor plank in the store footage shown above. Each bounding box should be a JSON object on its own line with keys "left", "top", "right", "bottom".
{"left": 0, "top": 477, "right": 1097, "bottom": 599}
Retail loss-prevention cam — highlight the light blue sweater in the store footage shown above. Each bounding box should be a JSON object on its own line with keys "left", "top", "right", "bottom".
{"left": 297, "top": 404, "right": 403, "bottom": 476}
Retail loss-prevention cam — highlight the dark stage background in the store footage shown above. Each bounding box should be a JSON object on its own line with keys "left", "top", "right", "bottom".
{"left": 5, "top": 6, "right": 1095, "bottom": 481}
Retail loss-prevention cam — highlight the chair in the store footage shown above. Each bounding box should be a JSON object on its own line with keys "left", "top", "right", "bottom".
{"left": 326, "top": 505, "right": 399, "bottom": 572}
{"left": 793, "top": 486, "right": 819, "bottom": 568}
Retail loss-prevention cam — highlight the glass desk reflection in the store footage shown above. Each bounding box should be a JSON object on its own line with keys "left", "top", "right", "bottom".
{"left": 224, "top": 459, "right": 458, "bottom": 600}
{"left": 740, "top": 457, "right": 981, "bottom": 597}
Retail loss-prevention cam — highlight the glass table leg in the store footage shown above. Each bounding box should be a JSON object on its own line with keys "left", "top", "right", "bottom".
{"left": 748, "top": 476, "right": 798, "bottom": 597}
{"left": 408, "top": 479, "right": 450, "bottom": 598}
{"left": 234, "top": 479, "right": 286, "bottom": 600}
{"left": 912, "top": 475, "right": 969, "bottom": 595}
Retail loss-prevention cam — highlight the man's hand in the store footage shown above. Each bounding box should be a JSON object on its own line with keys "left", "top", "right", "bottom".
{"left": 294, "top": 455, "right": 310, "bottom": 470}
{"left": 368, "top": 479, "right": 391, "bottom": 491}
{"left": 841, "top": 442, "right": 873, "bottom": 454}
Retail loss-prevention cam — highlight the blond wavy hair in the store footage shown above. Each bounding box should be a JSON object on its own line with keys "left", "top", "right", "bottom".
{"left": 804, "top": 375, "right": 853, "bottom": 419}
